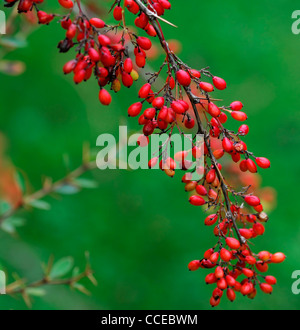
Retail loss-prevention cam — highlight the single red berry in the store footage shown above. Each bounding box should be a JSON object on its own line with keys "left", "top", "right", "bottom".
{"left": 212, "top": 76, "right": 227, "bottom": 90}
{"left": 271, "top": 253, "right": 286, "bottom": 264}
{"left": 255, "top": 157, "right": 271, "bottom": 169}
{"left": 231, "top": 111, "right": 247, "bottom": 121}
{"left": 176, "top": 70, "right": 191, "bottom": 86}
{"left": 230, "top": 101, "right": 244, "bottom": 111}
{"left": 99, "top": 89, "right": 112, "bottom": 106}
{"left": 89, "top": 18, "right": 105, "bottom": 28}
{"left": 244, "top": 195, "right": 261, "bottom": 207}
{"left": 136, "top": 36, "right": 152, "bottom": 50}
{"left": 260, "top": 283, "right": 273, "bottom": 294}
{"left": 226, "top": 237, "right": 241, "bottom": 250}
{"left": 128, "top": 102, "right": 143, "bottom": 117}
{"left": 199, "top": 82, "right": 214, "bottom": 92}
{"left": 113, "top": 6, "right": 123, "bottom": 21}
{"left": 189, "top": 195, "right": 206, "bottom": 206}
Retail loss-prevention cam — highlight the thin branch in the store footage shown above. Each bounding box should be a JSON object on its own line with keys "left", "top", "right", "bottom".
{"left": 135, "top": 0, "right": 245, "bottom": 244}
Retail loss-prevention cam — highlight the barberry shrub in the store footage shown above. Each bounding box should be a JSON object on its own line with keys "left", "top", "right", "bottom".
{"left": 3, "top": 0, "right": 285, "bottom": 307}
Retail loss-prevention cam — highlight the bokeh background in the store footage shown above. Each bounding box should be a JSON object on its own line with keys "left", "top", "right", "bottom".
{"left": 0, "top": 0, "right": 299, "bottom": 310}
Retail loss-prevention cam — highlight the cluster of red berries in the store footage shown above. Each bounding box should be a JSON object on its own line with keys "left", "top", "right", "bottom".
{"left": 4, "top": 0, "right": 285, "bottom": 307}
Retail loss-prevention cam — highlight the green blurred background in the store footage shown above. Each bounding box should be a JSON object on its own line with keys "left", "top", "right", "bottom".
{"left": 0, "top": 0, "right": 299, "bottom": 310}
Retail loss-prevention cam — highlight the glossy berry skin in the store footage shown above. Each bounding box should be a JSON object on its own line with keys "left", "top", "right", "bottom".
{"left": 213, "top": 76, "right": 227, "bottom": 90}
{"left": 199, "top": 82, "right": 214, "bottom": 93}
{"left": 226, "top": 237, "right": 240, "bottom": 250}
{"left": 256, "top": 157, "right": 271, "bottom": 169}
{"left": 176, "top": 70, "right": 191, "bottom": 86}
{"left": 189, "top": 195, "right": 206, "bottom": 206}
{"left": 128, "top": 103, "right": 143, "bottom": 117}
{"left": 188, "top": 260, "right": 201, "bottom": 271}
{"left": 230, "top": 101, "right": 244, "bottom": 111}
{"left": 99, "top": 89, "right": 111, "bottom": 106}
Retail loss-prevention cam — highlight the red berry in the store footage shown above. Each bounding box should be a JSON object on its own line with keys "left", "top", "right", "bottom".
{"left": 212, "top": 76, "right": 227, "bottom": 90}
{"left": 199, "top": 82, "right": 214, "bottom": 92}
{"left": 189, "top": 195, "right": 206, "bottom": 206}
{"left": 231, "top": 111, "right": 247, "bottom": 121}
{"left": 255, "top": 157, "right": 271, "bottom": 169}
{"left": 136, "top": 36, "right": 152, "bottom": 50}
{"left": 271, "top": 253, "right": 286, "bottom": 264}
{"left": 226, "top": 237, "right": 241, "bottom": 250}
{"left": 244, "top": 195, "right": 261, "bottom": 207}
{"left": 230, "top": 101, "right": 244, "bottom": 111}
{"left": 188, "top": 260, "right": 201, "bottom": 271}
{"left": 176, "top": 70, "right": 191, "bottom": 86}
{"left": 99, "top": 89, "right": 112, "bottom": 106}
{"left": 128, "top": 102, "right": 143, "bottom": 117}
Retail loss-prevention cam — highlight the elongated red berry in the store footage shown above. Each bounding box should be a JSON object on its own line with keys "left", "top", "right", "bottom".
{"left": 204, "top": 214, "right": 218, "bottom": 226}
{"left": 128, "top": 102, "right": 143, "bottom": 117}
{"left": 255, "top": 157, "right": 271, "bottom": 169}
{"left": 246, "top": 158, "right": 257, "bottom": 173}
{"left": 139, "top": 83, "right": 151, "bottom": 98}
{"left": 220, "top": 248, "right": 232, "bottom": 262}
{"left": 136, "top": 36, "right": 152, "bottom": 50}
{"left": 222, "top": 137, "right": 234, "bottom": 153}
{"left": 271, "top": 252, "right": 286, "bottom": 264}
{"left": 176, "top": 70, "right": 191, "bottom": 86}
{"left": 89, "top": 18, "right": 105, "bottom": 28}
{"left": 226, "top": 237, "right": 240, "bottom": 250}
{"left": 230, "top": 101, "right": 244, "bottom": 111}
{"left": 208, "top": 102, "right": 221, "bottom": 117}
{"left": 213, "top": 76, "right": 227, "bottom": 90}
{"left": 231, "top": 111, "right": 247, "bottom": 121}
{"left": 260, "top": 283, "right": 273, "bottom": 294}
{"left": 199, "top": 82, "right": 214, "bottom": 92}
{"left": 244, "top": 195, "right": 261, "bottom": 207}
{"left": 189, "top": 195, "right": 206, "bottom": 206}
{"left": 188, "top": 260, "right": 201, "bottom": 271}
{"left": 99, "top": 89, "right": 111, "bottom": 106}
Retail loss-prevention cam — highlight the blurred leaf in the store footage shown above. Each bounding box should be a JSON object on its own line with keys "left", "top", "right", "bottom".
{"left": 0, "top": 200, "right": 11, "bottom": 214}
{"left": 0, "top": 60, "right": 26, "bottom": 76}
{"left": 72, "top": 267, "right": 80, "bottom": 278}
{"left": 26, "top": 288, "right": 46, "bottom": 297}
{"left": 49, "top": 257, "right": 74, "bottom": 279}
{"left": 0, "top": 37, "right": 27, "bottom": 49}
{"left": 1, "top": 217, "right": 26, "bottom": 234}
{"left": 55, "top": 184, "right": 80, "bottom": 195}
{"left": 27, "top": 199, "right": 51, "bottom": 211}
{"left": 74, "top": 178, "right": 98, "bottom": 189}
{"left": 73, "top": 282, "right": 91, "bottom": 295}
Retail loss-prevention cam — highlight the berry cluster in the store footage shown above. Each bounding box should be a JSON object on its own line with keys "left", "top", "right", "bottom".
{"left": 4, "top": 0, "right": 285, "bottom": 307}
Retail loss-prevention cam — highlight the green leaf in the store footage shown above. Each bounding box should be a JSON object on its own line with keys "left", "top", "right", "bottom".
{"left": 26, "top": 288, "right": 46, "bottom": 297}
{"left": 49, "top": 257, "right": 74, "bottom": 279}
{"left": 73, "top": 283, "right": 90, "bottom": 295}
{"left": 74, "top": 178, "right": 98, "bottom": 189}
{"left": 27, "top": 199, "right": 51, "bottom": 211}
{"left": 1, "top": 217, "right": 26, "bottom": 234}
{"left": 55, "top": 184, "right": 80, "bottom": 195}
{"left": 0, "top": 37, "right": 28, "bottom": 49}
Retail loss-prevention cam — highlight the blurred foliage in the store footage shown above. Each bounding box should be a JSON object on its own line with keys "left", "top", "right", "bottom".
{"left": 0, "top": 0, "right": 299, "bottom": 310}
